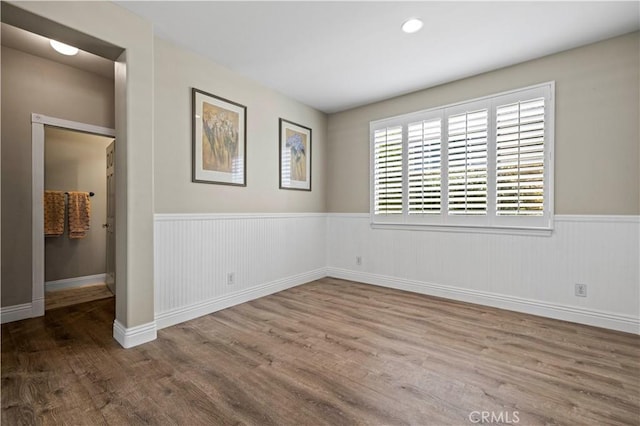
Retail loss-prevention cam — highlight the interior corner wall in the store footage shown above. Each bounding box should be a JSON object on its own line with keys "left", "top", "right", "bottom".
{"left": 324, "top": 32, "right": 640, "bottom": 334}
{"left": 152, "top": 37, "right": 328, "bottom": 329}
{"left": 153, "top": 37, "right": 327, "bottom": 214}
{"left": 327, "top": 32, "right": 640, "bottom": 215}
{"left": 0, "top": 45, "right": 114, "bottom": 307}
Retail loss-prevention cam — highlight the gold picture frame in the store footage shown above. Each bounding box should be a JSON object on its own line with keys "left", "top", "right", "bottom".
{"left": 192, "top": 88, "right": 247, "bottom": 186}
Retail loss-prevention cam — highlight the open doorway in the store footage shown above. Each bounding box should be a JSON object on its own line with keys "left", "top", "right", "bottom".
{"left": 31, "top": 114, "right": 116, "bottom": 316}
{"left": 43, "top": 126, "right": 115, "bottom": 311}
{"left": 0, "top": 17, "right": 118, "bottom": 321}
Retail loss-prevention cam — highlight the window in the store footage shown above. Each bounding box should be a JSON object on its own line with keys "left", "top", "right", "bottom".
{"left": 407, "top": 118, "right": 441, "bottom": 215}
{"left": 373, "top": 126, "right": 403, "bottom": 215}
{"left": 447, "top": 108, "right": 488, "bottom": 216}
{"left": 370, "top": 82, "right": 554, "bottom": 231}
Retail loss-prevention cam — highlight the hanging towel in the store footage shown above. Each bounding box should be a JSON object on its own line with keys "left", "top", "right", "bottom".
{"left": 44, "top": 191, "right": 65, "bottom": 237}
{"left": 67, "top": 191, "right": 91, "bottom": 239}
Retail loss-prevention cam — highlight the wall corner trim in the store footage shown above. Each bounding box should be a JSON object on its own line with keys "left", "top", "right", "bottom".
{"left": 113, "top": 319, "right": 157, "bottom": 348}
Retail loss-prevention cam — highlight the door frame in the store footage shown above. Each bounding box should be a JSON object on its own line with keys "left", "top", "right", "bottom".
{"left": 105, "top": 140, "right": 116, "bottom": 294}
{"left": 31, "top": 113, "right": 115, "bottom": 316}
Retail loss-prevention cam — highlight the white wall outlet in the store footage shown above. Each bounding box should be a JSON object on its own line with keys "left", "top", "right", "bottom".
{"left": 227, "top": 272, "right": 235, "bottom": 285}
{"left": 356, "top": 256, "right": 362, "bottom": 266}
{"left": 575, "top": 283, "right": 587, "bottom": 297}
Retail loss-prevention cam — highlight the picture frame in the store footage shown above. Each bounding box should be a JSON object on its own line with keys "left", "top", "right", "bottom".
{"left": 279, "top": 118, "right": 312, "bottom": 191}
{"left": 192, "top": 88, "right": 247, "bottom": 186}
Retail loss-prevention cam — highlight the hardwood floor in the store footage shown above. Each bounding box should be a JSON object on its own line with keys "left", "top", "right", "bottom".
{"left": 2, "top": 277, "right": 639, "bottom": 425}
{"left": 46, "top": 283, "right": 114, "bottom": 311}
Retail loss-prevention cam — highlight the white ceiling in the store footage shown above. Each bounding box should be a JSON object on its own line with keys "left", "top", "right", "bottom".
{"left": 120, "top": 2, "right": 637, "bottom": 113}
{"left": 6, "top": 2, "right": 636, "bottom": 113}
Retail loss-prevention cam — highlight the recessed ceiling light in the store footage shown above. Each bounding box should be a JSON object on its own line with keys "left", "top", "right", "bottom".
{"left": 50, "top": 39, "right": 79, "bottom": 56}
{"left": 401, "top": 18, "right": 423, "bottom": 34}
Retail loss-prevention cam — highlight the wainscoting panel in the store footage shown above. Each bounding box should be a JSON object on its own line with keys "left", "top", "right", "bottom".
{"left": 154, "top": 213, "right": 327, "bottom": 329}
{"left": 327, "top": 214, "right": 640, "bottom": 333}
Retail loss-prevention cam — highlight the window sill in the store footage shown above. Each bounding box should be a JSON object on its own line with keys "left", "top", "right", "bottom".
{"left": 370, "top": 221, "right": 553, "bottom": 236}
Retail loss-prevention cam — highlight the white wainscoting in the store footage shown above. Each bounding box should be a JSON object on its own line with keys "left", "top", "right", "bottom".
{"left": 327, "top": 214, "right": 640, "bottom": 334}
{"left": 4, "top": 213, "right": 637, "bottom": 338}
{"left": 154, "top": 213, "right": 327, "bottom": 329}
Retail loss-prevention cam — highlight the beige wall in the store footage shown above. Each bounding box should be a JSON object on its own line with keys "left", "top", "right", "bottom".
{"left": 154, "top": 38, "right": 327, "bottom": 214}
{"left": 1, "top": 45, "right": 114, "bottom": 307}
{"left": 44, "top": 127, "right": 112, "bottom": 282}
{"left": 327, "top": 32, "right": 640, "bottom": 215}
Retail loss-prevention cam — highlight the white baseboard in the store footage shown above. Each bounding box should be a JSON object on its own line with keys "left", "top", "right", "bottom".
{"left": 327, "top": 267, "right": 640, "bottom": 335}
{"left": 113, "top": 319, "right": 157, "bottom": 348}
{"left": 0, "top": 297, "right": 44, "bottom": 323}
{"left": 0, "top": 303, "right": 34, "bottom": 323}
{"left": 155, "top": 267, "right": 327, "bottom": 330}
{"left": 45, "top": 273, "right": 107, "bottom": 291}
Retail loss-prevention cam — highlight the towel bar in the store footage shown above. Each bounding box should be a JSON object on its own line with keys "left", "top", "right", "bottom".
{"left": 64, "top": 191, "right": 95, "bottom": 197}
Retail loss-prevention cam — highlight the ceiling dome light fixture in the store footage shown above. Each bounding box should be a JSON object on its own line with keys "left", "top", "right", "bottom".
{"left": 401, "top": 18, "right": 423, "bottom": 34}
{"left": 50, "top": 39, "right": 79, "bottom": 56}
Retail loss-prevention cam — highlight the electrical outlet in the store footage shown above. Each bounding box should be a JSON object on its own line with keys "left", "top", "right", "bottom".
{"left": 356, "top": 256, "right": 362, "bottom": 266}
{"left": 227, "top": 272, "right": 235, "bottom": 286}
{"left": 575, "top": 283, "right": 587, "bottom": 297}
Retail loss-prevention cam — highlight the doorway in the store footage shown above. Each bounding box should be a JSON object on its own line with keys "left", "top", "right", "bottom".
{"left": 42, "top": 126, "right": 115, "bottom": 311}
{"left": 2, "top": 2, "right": 157, "bottom": 348}
{"left": 32, "top": 114, "right": 115, "bottom": 316}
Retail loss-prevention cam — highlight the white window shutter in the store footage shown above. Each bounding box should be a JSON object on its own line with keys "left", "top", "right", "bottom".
{"left": 374, "top": 126, "right": 403, "bottom": 215}
{"left": 447, "top": 109, "right": 488, "bottom": 216}
{"left": 496, "top": 98, "right": 545, "bottom": 216}
{"left": 408, "top": 119, "right": 442, "bottom": 214}
{"left": 369, "top": 82, "right": 553, "bottom": 231}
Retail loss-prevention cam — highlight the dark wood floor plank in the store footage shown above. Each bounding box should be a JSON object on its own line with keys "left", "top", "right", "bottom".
{"left": 2, "top": 277, "right": 639, "bottom": 425}
{"left": 46, "top": 284, "right": 114, "bottom": 312}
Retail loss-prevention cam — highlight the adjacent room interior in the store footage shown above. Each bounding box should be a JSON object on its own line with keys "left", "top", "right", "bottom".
{"left": 1, "top": 1, "right": 638, "bottom": 425}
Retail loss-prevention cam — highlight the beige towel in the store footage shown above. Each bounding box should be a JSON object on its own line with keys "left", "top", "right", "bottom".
{"left": 44, "top": 191, "right": 65, "bottom": 237}
{"left": 67, "top": 191, "right": 91, "bottom": 239}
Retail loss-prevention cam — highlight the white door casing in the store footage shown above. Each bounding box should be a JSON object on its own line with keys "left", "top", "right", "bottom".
{"left": 105, "top": 140, "right": 116, "bottom": 294}
{"left": 32, "top": 113, "right": 115, "bottom": 317}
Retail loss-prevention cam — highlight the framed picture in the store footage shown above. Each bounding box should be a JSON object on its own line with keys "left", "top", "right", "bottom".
{"left": 279, "top": 118, "right": 312, "bottom": 191}
{"left": 192, "top": 88, "right": 247, "bottom": 186}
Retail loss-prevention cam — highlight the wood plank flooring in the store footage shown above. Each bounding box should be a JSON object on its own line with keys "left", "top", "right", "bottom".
{"left": 45, "top": 284, "right": 114, "bottom": 311}
{"left": 2, "top": 277, "right": 639, "bottom": 425}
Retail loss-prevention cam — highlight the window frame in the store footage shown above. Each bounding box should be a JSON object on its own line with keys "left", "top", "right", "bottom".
{"left": 369, "top": 82, "right": 555, "bottom": 234}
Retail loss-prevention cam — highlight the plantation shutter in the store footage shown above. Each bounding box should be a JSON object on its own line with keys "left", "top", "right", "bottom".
{"left": 496, "top": 98, "right": 545, "bottom": 216}
{"left": 447, "top": 109, "right": 488, "bottom": 215}
{"left": 370, "top": 82, "right": 553, "bottom": 230}
{"left": 408, "top": 118, "right": 442, "bottom": 214}
{"left": 373, "top": 126, "right": 403, "bottom": 215}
